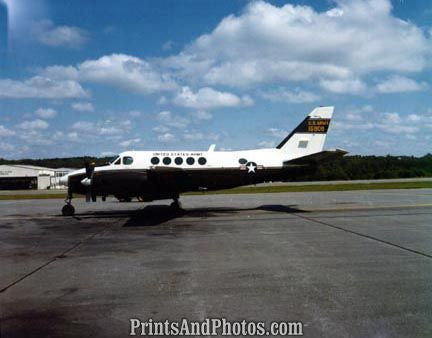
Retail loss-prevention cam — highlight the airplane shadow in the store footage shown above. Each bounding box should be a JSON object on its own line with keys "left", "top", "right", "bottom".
{"left": 73, "top": 204, "right": 306, "bottom": 227}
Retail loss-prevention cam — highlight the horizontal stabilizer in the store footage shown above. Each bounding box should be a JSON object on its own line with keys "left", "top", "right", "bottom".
{"left": 283, "top": 149, "right": 348, "bottom": 166}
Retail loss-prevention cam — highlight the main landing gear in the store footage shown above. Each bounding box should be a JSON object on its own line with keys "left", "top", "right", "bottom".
{"left": 170, "top": 195, "right": 182, "bottom": 209}
{"left": 62, "top": 190, "right": 75, "bottom": 216}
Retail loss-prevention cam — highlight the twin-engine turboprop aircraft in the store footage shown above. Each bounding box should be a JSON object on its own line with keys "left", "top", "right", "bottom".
{"left": 59, "top": 106, "right": 347, "bottom": 216}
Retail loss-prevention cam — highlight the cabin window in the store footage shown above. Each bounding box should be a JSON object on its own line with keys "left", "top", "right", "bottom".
{"left": 298, "top": 140, "right": 308, "bottom": 148}
{"left": 239, "top": 158, "right": 247, "bottom": 165}
{"left": 198, "top": 157, "right": 207, "bottom": 165}
{"left": 186, "top": 157, "right": 195, "bottom": 165}
{"left": 123, "top": 156, "right": 134, "bottom": 165}
{"left": 163, "top": 157, "right": 171, "bottom": 165}
{"left": 151, "top": 157, "right": 160, "bottom": 165}
{"left": 114, "top": 158, "right": 121, "bottom": 165}
{"left": 175, "top": 157, "right": 183, "bottom": 165}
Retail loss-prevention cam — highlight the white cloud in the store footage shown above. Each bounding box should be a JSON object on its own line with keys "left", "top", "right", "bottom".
{"left": 378, "top": 124, "right": 418, "bottom": 134}
{"left": 334, "top": 109, "right": 425, "bottom": 137}
{"left": 0, "top": 125, "right": 16, "bottom": 137}
{"left": 258, "top": 140, "right": 275, "bottom": 148}
{"left": 338, "top": 105, "right": 374, "bottom": 122}
{"left": 0, "top": 76, "right": 88, "bottom": 99}
{"left": 158, "top": 132, "right": 175, "bottom": 142}
{"left": 153, "top": 125, "right": 170, "bottom": 133}
{"left": 67, "top": 132, "right": 81, "bottom": 142}
{"left": 164, "top": 0, "right": 431, "bottom": 90}
{"left": 52, "top": 131, "right": 64, "bottom": 140}
{"left": 32, "top": 20, "right": 89, "bottom": 48}
{"left": 39, "top": 65, "right": 79, "bottom": 80}
{"left": 267, "top": 128, "right": 288, "bottom": 139}
{"left": 345, "top": 113, "right": 363, "bottom": 121}
{"left": 183, "top": 132, "right": 205, "bottom": 141}
{"left": 183, "top": 131, "right": 219, "bottom": 141}
{"left": 158, "top": 96, "right": 168, "bottom": 105}
{"left": 119, "top": 120, "right": 132, "bottom": 128}
{"left": 71, "top": 118, "right": 133, "bottom": 137}
{"left": 72, "top": 121, "right": 94, "bottom": 131}
{"left": 319, "top": 79, "right": 367, "bottom": 94}
{"left": 361, "top": 105, "right": 374, "bottom": 113}
{"left": 192, "top": 110, "right": 212, "bottom": 120}
{"left": 162, "top": 40, "right": 174, "bottom": 51}
{"left": 376, "top": 75, "right": 427, "bottom": 93}
{"left": 201, "top": 61, "right": 352, "bottom": 88}
{"left": 207, "top": 133, "right": 220, "bottom": 141}
{"left": 17, "top": 119, "right": 49, "bottom": 130}
{"left": 120, "top": 138, "right": 141, "bottom": 147}
{"left": 173, "top": 86, "right": 253, "bottom": 109}
{"left": 260, "top": 88, "right": 320, "bottom": 103}
{"left": 101, "top": 151, "right": 117, "bottom": 157}
{"left": 157, "top": 111, "right": 189, "bottom": 129}
{"left": 29, "top": 0, "right": 431, "bottom": 103}
{"left": 35, "top": 108, "right": 57, "bottom": 119}
{"left": 98, "top": 126, "right": 122, "bottom": 135}
{"left": 78, "top": 54, "right": 177, "bottom": 94}
{"left": 40, "top": 54, "right": 177, "bottom": 96}
{"left": 382, "top": 112, "right": 401, "bottom": 123}
{"left": 72, "top": 102, "right": 94, "bottom": 112}
{"left": 407, "top": 114, "right": 422, "bottom": 122}
{"left": 0, "top": 142, "right": 15, "bottom": 152}
{"left": 18, "top": 130, "right": 54, "bottom": 146}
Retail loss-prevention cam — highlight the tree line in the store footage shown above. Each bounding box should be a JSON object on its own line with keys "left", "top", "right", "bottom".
{"left": 1, "top": 154, "right": 431, "bottom": 181}
{"left": 286, "top": 154, "right": 432, "bottom": 181}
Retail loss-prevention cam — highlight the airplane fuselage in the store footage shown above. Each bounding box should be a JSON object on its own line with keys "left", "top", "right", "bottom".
{"left": 64, "top": 148, "right": 297, "bottom": 201}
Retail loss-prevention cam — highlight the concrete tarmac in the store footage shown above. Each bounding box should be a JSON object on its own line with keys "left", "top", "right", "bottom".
{"left": 1, "top": 189, "right": 432, "bottom": 337}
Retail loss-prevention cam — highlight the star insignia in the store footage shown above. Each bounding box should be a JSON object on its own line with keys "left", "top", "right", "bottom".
{"left": 246, "top": 162, "right": 257, "bottom": 173}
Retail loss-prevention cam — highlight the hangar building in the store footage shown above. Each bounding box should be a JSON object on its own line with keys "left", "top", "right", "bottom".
{"left": 0, "top": 165, "right": 72, "bottom": 190}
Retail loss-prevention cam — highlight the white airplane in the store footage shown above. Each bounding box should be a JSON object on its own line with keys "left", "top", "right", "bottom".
{"left": 60, "top": 106, "right": 346, "bottom": 216}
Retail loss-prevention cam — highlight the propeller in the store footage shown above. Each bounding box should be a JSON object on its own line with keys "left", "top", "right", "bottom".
{"left": 81, "top": 161, "right": 96, "bottom": 202}
{"left": 85, "top": 161, "right": 94, "bottom": 179}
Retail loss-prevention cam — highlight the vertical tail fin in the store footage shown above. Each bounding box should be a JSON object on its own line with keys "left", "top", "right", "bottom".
{"left": 276, "top": 106, "right": 334, "bottom": 157}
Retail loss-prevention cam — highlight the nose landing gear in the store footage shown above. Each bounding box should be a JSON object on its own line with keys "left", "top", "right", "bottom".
{"left": 62, "top": 203, "right": 75, "bottom": 216}
{"left": 62, "top": 188, "right": 75, "bottom": 216}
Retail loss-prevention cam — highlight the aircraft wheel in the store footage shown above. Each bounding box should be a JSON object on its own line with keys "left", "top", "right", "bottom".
{"left": 62, "top": 204, "right": 75, "bottom": 216}
{"left": 170, "top": 200, "right": 182, "bottom": 209}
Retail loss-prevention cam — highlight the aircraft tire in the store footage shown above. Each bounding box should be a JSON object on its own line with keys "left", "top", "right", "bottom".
{"left": 62, "top": 204, "right": 75, "bottom": 216}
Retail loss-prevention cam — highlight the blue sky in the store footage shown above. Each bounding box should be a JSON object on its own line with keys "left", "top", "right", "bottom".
{"left": 0, "top": 0, "right": 431, "bottom": 159}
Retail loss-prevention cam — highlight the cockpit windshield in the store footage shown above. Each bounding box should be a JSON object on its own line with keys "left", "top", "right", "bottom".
{"left": 110, "top": 156, "right": 121, "bottom": 165}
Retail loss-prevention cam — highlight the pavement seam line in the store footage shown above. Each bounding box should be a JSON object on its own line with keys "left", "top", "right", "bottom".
{"left": 293, "top": 213, "right": 432, "bottom": 260}
{"left": 0, "top": 222, "right": 113, "bottom": 294}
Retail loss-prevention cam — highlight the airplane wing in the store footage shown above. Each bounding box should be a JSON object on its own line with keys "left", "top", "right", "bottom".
{"left": 283, "top": 149, "right": 348, "bottom": 167}
{"left": 146, "top": 166, "right": 190, "bottom": 189}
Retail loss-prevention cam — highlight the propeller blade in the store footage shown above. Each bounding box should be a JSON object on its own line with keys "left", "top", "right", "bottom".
{"left": 85, "top": 161, "right": 95, "bottom": 179}
{"left": 84, "top": 161, "right": 96, "bottom": 202}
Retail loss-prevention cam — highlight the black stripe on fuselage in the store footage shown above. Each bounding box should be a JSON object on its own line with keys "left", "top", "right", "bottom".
{"left": 276, "top": 117, "right": 331, "bottom": 149}
{"left": 68, "top": 167, "right": 290, "bottom": 196}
